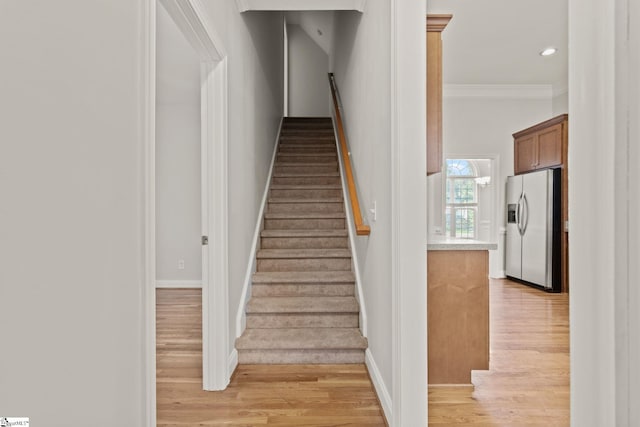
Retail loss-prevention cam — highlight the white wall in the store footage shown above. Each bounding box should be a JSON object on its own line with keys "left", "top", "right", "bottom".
{"left": 156, "top": 3, "right": 202, "bottom": 282}
{"left": 552, "top": 91, "right": 569, "bottom": 115}
{"left": 287, "top": 24, "right": 330, "bottom": 117}
{"left": 0, "top": 1, "right": 144, "bottom": 424}
{"left": 333, "top": 6, "right": 393, "bottom": 400}
{"left": 287, "top": 11, "right": 335, "bottom": 57}
{"left": 430, "top": 95, "right": 551, "bottom": 277}
{"left": 333, "top": 3, "right": 427, "bottom": 423}
{"left": 569, "top": 0, "right": 640, "bottom": 425}
{"left": 199, "top": 3, "right": 284, "bottom": 354}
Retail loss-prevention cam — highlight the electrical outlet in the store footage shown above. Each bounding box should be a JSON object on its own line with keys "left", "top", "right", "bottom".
{"left": 178, "top": 259, "right": 185, "bottom": 270}
{"left": 369, "top": 200, "right": 377, "bottom": 222}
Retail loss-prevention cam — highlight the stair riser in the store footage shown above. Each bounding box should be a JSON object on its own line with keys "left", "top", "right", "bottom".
{"left": 267, "top": 202, "right": 344, "bottom": 213}
{"left": 270, "top": 189, "right": 342, "bottom": 199}
{"left": 251, "top": 284, "right": 355, "bottom": 297}
{"left": 257, "top": 258, "right": 351, "bottom": 272}
{"left": 246, "top": 313, "right": 357, "bottom": 329}
{"left": 276, "top": 155, "right": 337, "bottom": 164}
{"left": 271, "top": 176, "right": 341, "bottom": 186}
{"left": 238, "top": 349, "right": 365, "bottom": 364}
{"left": 282, "top": 121, "right": 332, "bottom": 127}
{"left": 282, "top": 127, "right": 333, "bottom": 133}
{"left": 263, "top": 218, "right": 345, "bottom": 230}
{"left": 274, "top": 165, "right": 338, "bottom": 175}
{"left": 282, "top": 122, "right": 332, "bottom": 128}
{"left": 278, "top": 146, "right": 336, "bottom": 153}
{"left": 280, "top": 137, "right": 335, "bottom": 143}
{"left": 261, "top": 236, "right": 349, "bottom": 249}
{"left": 281, "top": 129, "right": 334, "bottom": 135}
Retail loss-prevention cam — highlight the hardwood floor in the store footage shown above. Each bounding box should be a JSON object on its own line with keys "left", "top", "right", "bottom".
{"left": 156, "top": 288, "right": 387, "bottom": 426}
{"left": 157, "top": 279, "right": 569, "bottom": 426}
{"left": 428, "top": 279, "right": 570, "bottom": 426}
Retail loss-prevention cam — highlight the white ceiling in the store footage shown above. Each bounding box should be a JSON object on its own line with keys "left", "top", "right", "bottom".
{"left": 428, "top": 0, "right": 568, "bottom": 90}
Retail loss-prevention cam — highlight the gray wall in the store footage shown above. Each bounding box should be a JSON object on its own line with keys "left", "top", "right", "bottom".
{"left": 332, "top": 5, "right": 393, "bottom": 399}
{"left": 569, "top": 0, "right": 640, "bottom": 424}
{"left": 0, "top": 1, "right": 285, "bottom": 422}
{"left": 199, "top": 3, "right": 285, "bottom": 353}
{"left": 552, "top": 91, "right": 568, "bottom": 115}
{"left": 156, "top": 3, "right": 202, "bottom": 282}
{"left": 0, "top": 1, "right": 145, "bottom": 424}
{"left": 287, "top": 24, "right": 330, "bottom": 117}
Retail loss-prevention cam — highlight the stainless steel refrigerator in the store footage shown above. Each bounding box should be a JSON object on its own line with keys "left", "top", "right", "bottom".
{"left": 506, "top": 168, "right": 561, "bottom": 292}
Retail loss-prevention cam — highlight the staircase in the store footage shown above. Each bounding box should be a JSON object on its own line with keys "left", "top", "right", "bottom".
{"left": 236, "top": 117, "right": 368, "bottom": 364}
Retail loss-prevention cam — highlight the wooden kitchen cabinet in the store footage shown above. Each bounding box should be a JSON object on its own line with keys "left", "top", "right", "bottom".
{"left": 513, "top": 114, "right": 570, "bottom": 293}
{"left": 426, "top": 14, "right": 451, "bottom": 175}
{"left": 514, "top": 115, "right": 566, "bottom": 174}
{"left": 427, "top": 249, "right": 490, "bottom": 384}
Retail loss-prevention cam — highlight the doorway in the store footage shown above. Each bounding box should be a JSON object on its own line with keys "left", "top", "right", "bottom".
{"left": 148, "top": 2, "right": 230, "bottom": 421}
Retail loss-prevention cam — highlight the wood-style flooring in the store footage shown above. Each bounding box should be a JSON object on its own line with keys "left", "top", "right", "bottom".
{"left": 429, "top": 279, "right": 570, "bottom": 426}
{"left": 157, "top": 279, "right": 569, "bottom": 426}
{"left": 156, "top": 288, "right": 386, "bottom": 426}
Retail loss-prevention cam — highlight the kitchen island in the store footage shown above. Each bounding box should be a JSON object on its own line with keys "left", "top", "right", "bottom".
{"left": 427, "top": 238, "right": 497, "bottom": 385}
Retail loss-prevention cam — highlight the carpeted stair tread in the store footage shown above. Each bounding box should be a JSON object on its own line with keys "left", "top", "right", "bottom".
{"left": 281, "top": 133, "right": 335, "bottom": 138}
{"left": 256, "top": 248, "right": 351, "bottom": 259}
{"left": 274, "top": 162, "right": 339, "bottom": 167}
{"left": 278, "top": 151, "right": 336, "bottom": 156}
{"left": 252, "top": 271, "right": 355, "bottom": 284}
{"left": 236, "top": 328, "right": 367, "bottom": 350}
{"left": 261, "top": 229, "right": 348, "bottom": 238}
{"left": 247, "top": 296, "right": 359, "bottom": 314}
{"left": 270, "top": 184, "right": 341, "bottom": 190}
{"left": 268, "top": 197, "right": 343, "bottom": 204}
{"left": 278, "top": 143, "right": 336, "bottom": 148}
{"left": 272, "top": 172, "right": 339, "bottom": 177}
{"left": 237, "top": 116, "right": 366, "bottom": 364}
{"left": 263, "top": 212, "right": 346, "bottom": 220}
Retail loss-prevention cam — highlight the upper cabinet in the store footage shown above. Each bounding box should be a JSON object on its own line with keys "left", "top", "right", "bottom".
{"left": 514, "top": 114, "right": 570, "bottom": 293}
{"left": 513, "top": 114, "right": 568, "bottom": 175}
{"left": 426, "top": 14, "right": 452, "bottom": 175}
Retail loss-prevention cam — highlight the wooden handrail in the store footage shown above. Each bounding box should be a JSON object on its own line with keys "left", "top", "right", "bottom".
{"left": 328, "top": 73, "right": 370, "bottom": 236}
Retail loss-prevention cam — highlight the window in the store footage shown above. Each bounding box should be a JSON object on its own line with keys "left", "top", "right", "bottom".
{"left": 445, "top": 159, "right": 478, "bottom": 238}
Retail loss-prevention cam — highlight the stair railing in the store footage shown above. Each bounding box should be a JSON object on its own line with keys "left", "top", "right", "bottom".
{"left": 328, "top": 73, "right": 371, "bottom": 236}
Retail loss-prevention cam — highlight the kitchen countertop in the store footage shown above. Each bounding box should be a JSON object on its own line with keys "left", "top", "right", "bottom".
{"left": 427, "top": 237, "right": 498, "bottom": 251}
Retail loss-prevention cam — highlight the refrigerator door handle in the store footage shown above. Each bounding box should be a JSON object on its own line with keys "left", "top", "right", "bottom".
{"left": 522, "top": 193, "right": 530, "bottom": 235}
{"left": 517, "top": 193, "right": 524, "bottom": 236}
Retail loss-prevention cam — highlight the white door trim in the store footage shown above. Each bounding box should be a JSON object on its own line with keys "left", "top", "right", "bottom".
{"left": 390, "top": 0, "right": 427, "bottom": 425}
{"left": 159, "top": 0, "right": 225, "bottom": 61}
{"left": 141, "top": 1, "right": 157, "bottom": 425}
{"left": 200, "top": 57, "right": 230, "bottom": 391}
{"left": 145, "top": 7, "right": 230, "bottom": 425}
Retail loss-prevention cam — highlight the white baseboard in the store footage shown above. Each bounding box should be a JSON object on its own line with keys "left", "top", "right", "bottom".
{"left": 330, "top": 114, "right": 368, "bottom": 337}
{"left": 155, "top": 280, "right": 203, "bottom": 288}
{"left": 228, "top": 348, "right": 238, "bottom": 377}
{"left": 491, "top": 270, "right": 506, "bottom": 279}
{"left": 365, "top": 349, "right": 392, "bottom": 424}
{"left": 235, "top": 117, "right": 283, "bottom": 338}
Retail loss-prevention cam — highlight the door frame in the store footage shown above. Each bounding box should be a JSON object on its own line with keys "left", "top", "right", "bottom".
{"left": 143, "top": 1, "right": 229, "bottom": 424}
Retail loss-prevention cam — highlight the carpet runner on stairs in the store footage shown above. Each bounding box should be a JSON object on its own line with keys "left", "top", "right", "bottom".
{"left": 235, "top": 117, "right": 368, "bottom": 364}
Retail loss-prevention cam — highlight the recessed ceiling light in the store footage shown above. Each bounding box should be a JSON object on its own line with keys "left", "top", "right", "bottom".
{"left": 540, "top": 47, "right": 557, "bottom": 57}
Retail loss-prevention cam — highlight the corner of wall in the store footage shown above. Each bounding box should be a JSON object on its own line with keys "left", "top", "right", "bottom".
{"left": 366, "top": 349, "right": 392, "bottom": 423}
{"left": 234, "top": 119, "right": 283, "bottom": 339}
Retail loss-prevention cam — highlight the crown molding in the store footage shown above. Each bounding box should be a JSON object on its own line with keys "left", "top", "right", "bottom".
{"left": 160, "top": 0, "right": 225, "bottom": 61}
{"left": 426, "top": 14, "right": 452, "bottom": 32}
{"left": 236, "top": 0, "right": 365, "bottom": 12}
{"left": 443, "top": 84, "right": 554, "bottom": 99}
{"left": 552, "top": 81, "right": 569, "bottom": 97}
